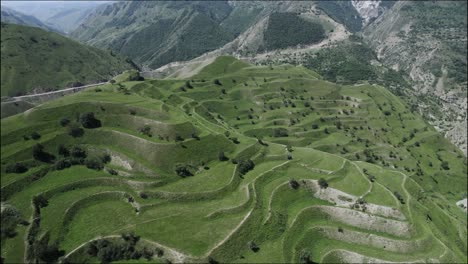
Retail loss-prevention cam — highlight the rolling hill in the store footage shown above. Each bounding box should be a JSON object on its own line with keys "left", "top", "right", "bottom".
{"left": 1, "top": 56, "right": 466, "bottom": 263}
{"left": 0, "top": 23, "right": 135, "bottom": 97}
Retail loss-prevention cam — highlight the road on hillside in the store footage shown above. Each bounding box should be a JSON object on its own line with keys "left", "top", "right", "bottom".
{"left": 9, "top": 82, "right": 108, "bottom": 101}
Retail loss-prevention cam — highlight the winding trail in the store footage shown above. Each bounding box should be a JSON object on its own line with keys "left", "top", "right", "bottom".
{"left": 9, "top": 82, "right": 107, "bottom": 101}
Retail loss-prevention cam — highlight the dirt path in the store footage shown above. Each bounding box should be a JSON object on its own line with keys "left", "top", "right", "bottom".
{"left": 62, "top": 235, "right": 193, "bottom": 263}
{"left": 10, "top": 82, "right": 107, "bottom": 101}
{"left": 204, "top": 209, "right": 254, "bottom": 257}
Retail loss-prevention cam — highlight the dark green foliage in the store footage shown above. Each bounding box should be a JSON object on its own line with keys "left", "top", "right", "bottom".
{"left": 32, "top": 194, "right": 48, "bottom": 208}
{"left": 393, "top": 191, "right": 405, "bottom": 204}
{"left": 70, "top": 146, "right": 86, "bottom": 159}
{"left": 175, "top": 164, "right": 194, "bottom": 178}
{"left": 30, "top": 131, "right": 41, "bottom": 140}
{"left": 316, "top": 1, "right": 362, "bottom": 32}
{"left": 84, "top": 157, "right": 104, "bottom": 170}
{"left": 218, "top": 151, "right": 229, "bottom": 161}
{"left": 85, "top": 233, "right": 147, "bottom": 263}
{"left": 247, "top": 241, "right": 259, "bottom": 252}
{"left": 298, "top": 249, "right": 313, "bottom": 264}
{"left": 60, "top": 118, "right": 70, "bottom": 127}
{"left": 273, "top": 128, "right": 289, "bottom": 137}
{"left": 138, "top": 125, "right": 152, "bottom": 137}
{"left": 32, "top": 144, "right": 55, "bottom": 163}
{"left": 32, "top": 234, "right": 65, "bottom": 263}
{"left": 441, "top": 161, "right": 450, "bottom": 170}
{"left": 54, "top": 159, "right": 72, "bottom": 170}
{"left": 79, "top": 112, "right": 101, "bottom": 129}
{"left": 57, "top": 144, "right": 70, "bottom": 157}
{"left": 238, "top": 159, "right": 255, "bottom": 175}
{"left": 67, "top": 123, "right": 84, "bottom": 137}
{"left": 5, "top": 163, "right": 28, "bottom": 174}
{"left": 289, "top": 179, "right": 299, "bottom": 190}
{"left": 263, "top": 13, "right": 325, "bottom": 51}
{"left": 1, "top": 204, "right": 23, "bottom": 240}
{"left": 214, "top": 79, "right": 222, "bottom": 85}
{"left": 318, "top": 178, "right": 328, "bottom": 189}
{"left": 304, "top": 42, "right": 377, "bottom": 84}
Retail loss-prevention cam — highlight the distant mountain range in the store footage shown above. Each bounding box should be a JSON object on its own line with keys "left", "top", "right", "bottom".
{"left": 1, "top": 1, "right": 109, "bottom": 33}
{"left": 1, "top": 6, "right": 56, "bottom": 32}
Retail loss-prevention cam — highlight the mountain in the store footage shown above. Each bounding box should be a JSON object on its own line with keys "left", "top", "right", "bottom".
{"left": 1, "top": 1, "right": 108, "bottom": 33}
{"left": 71, "top": 1, "right": 344, "bottom": 70}
{"left": 71, "top": 1, "right": 234, "bottom": 70}
{"left": 362, "top": 1, "right": 467, "bottom": 155}
{"left": 0, "top": 6, "right": 54, "bottom": 32}
{"left": 0, "top": 23, "right": 135, "bottom": 97}
{"left": 1, "top": 56, "right": 466, "bottom": 263}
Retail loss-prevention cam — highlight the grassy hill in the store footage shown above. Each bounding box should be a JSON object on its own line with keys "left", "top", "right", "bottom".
{"left": 1, "top": 56, "right": 466, "bottom": 263}
{"left": 0, "top": 23, "right": 135, "bottom": 97}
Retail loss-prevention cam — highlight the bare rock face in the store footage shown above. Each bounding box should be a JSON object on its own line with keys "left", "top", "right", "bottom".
{"left": 351, "top": 0, "right": 381, "bottom": 26}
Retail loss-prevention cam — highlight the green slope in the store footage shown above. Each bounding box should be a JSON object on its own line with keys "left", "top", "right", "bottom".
{"left": 0, "top": 23, "right": 135, "bottom": 97}
{"left": 71, "top": 1, "right": 234, "bottom": 69}
{"left": 1, "top": 57, "right": 466, "bottom": 264}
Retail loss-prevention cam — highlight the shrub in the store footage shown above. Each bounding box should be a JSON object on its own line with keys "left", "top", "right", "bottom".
{"left": 1, "top": 204, "right": 23, "bottom": 240}
{"left": 441, "top": 161, "right": 450, "bottom": 170}
{"left": 68, "top": 123, "right": 84, "bottom": 137}
{"left": 318, "top": 178, "right": 328, "bottom": 189}
{"left": 60, "top": 118, "right": 70, "bottom": 127}
{"left": 106, "top": 168, "right": 118, "bottom": 175}
{"left": 32, "top": 194, "right": 48, "bottom": 208}
{"left": 138, "top": 125, "right": 152, "bottom": 137}
{"left": 85, "top": 157, "right": 104, "bottom": 170}
{"left": 247, "top": 241, "right": 259, "bottom": 252}
{"left": 213, "top": 79, "right": 222, "bottom": 85}
{"left": 191, "top": 133, "right": 200, "bottom": 140}
{"left": 298, "top": 249, "right": 312, "bottom": 264}
{"left": 70, "top": 146, "right": 87, "bottom": 159}
{"left": 289, "top": 179, "right": 300, "bottom": 189}
{"left": 57, "top": 144, "right": 69, "bottom": 157}
{"left": 273, "top": 128, "right": 289, "bottom": 137}
{"left": 55, "top": 159, "right": 72, "bottom": 170}
{"left": 32, "top": 144, "right": 55, "bottom": 163}
{"left": 30, "top": 132, "right": 41, "bottom": 140}
{"left": 393, "top": 191, "right": 405, "bottom": 204}
{"left": 5, "top": 163, "right": 28, "bottom": 174}
{"left": 79, "top": 112, "right": 101, "bottom": 129}
{"left": 175, "top": 164, "right": 193, "bottom": 177}
{"left": 238, "top": 160, "right": 255, "bottom": 175}
{"left": 218, "top": 151, "right": 229, "bottom": 161}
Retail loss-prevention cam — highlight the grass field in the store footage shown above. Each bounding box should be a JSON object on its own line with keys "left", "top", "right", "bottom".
{"left": 1, "top": 56, "right": 466, "bottom": 263}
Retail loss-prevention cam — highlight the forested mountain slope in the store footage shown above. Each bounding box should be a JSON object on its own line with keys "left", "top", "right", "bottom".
{"left": 0, "top": 23, "right": 135, "bottom": 97}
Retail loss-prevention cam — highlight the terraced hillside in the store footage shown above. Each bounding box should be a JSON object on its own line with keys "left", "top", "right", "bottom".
{"left": 1, "top": 57, "right": 466, "bottom": 263}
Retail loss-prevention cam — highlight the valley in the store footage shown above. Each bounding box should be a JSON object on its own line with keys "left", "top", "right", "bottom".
{"left": 0, "top": 1, "right": 466, "bottom": 263}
